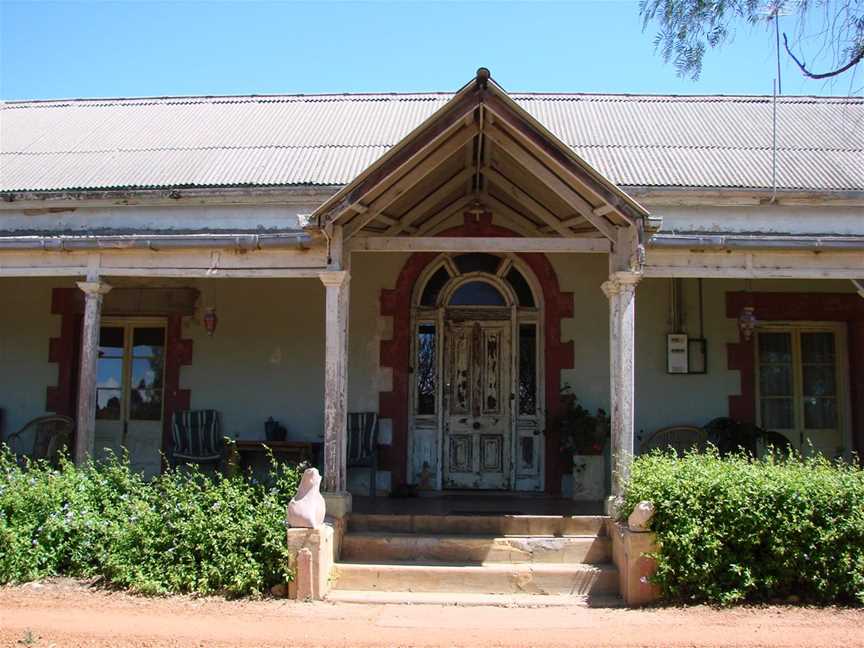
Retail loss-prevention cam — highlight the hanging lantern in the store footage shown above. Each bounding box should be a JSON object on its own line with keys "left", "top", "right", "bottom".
{"left": 738, "top": 306, "right": 757, "bottom": 341}
{"left": 203, "top": 307, "right": 219, "bottom": 337}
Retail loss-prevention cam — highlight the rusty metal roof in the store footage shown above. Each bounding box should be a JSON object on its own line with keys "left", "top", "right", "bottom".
{"left": 1, "top": 92, "right": 862, "bottom": 193}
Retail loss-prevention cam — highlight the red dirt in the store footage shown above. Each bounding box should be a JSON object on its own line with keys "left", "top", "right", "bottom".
{"left": 1, "top": 579, "right": 862, "bottom": 648}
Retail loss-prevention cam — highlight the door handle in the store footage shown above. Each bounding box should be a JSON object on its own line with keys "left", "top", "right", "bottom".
{"left": 472, "top": 421, "right": 481, "bottom": 430}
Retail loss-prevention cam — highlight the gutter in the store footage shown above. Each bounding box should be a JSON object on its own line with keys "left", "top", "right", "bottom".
{"left": 648, "top": 233, "right": 864, "bottom": 252}
{"left": 0, "top": 232, "right": 314, "bottom": 252}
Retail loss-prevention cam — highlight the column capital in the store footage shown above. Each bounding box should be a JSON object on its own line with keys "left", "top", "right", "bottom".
{"left": 601, "top": 272, "right": 640, "bottom": 299}
{"left": 76, "top": 280, "right": 112, "bottom": 297}
{"left": 319, "top": 270, "right": 349, "bottom": 288}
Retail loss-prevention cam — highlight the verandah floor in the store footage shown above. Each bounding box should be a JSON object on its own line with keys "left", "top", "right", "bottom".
{"left": 352, "top": 492, "right": 603, "bottom": 516}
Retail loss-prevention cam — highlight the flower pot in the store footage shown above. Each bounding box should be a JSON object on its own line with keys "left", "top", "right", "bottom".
{"left": 572, "top": 453, "right": 606, "bottom": 501}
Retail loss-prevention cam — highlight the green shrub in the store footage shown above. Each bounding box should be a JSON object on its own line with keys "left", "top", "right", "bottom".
{"left": 622, "top": 449, "right": 864, "bottom": 606}
{"left": 0, "top": 446, "right": 300, "bottom": 597}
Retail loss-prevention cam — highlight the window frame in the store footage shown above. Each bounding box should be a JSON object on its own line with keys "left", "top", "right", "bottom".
{"left": 754, "top": 321, "right": 850, "bottom": 454}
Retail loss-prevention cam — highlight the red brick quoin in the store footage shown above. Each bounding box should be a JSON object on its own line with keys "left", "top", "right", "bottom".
{"left": 378, "top": 213, "right": 574, "bottom": 493}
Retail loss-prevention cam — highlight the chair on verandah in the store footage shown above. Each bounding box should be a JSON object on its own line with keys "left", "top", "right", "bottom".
{"left": 169, "top": 409, "right": 226, "bottom": 469}
{"left": 347, "top": 412, "right": 379, "bottom": 497}
{"left": 5, "top": 415, "right": 74, "bottom": 465}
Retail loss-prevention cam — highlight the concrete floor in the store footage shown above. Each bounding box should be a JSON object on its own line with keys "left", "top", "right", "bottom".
{"left": 352, "top": 492, "right": 603, "bottom": 516}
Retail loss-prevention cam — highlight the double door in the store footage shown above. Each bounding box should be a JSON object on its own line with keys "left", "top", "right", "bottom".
{"left": 94, "top": 318, "right": 166, "bottom": 477}
{"left": 443, "top": 320, "right": 512, "bottom": 489}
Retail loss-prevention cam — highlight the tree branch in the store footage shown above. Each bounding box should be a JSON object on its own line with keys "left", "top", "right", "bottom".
{"left": 783, "top": 32, "right": 864, "bottom": 79}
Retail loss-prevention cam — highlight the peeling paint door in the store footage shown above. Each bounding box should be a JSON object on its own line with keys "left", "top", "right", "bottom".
{"left": 443, "top": 320, "right": 512, "bottom": 489}
{"left": 94, "top": 319, "right": 166, "bottom": 478}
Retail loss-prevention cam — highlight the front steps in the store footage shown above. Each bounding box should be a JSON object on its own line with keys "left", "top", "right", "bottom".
{"left": 328, "top": 513, "right": 619, "bottom": 605}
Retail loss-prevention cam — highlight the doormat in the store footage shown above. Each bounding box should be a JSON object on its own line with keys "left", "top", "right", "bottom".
{"left": 448, "top": 510, "right": 523, "bottom": 516}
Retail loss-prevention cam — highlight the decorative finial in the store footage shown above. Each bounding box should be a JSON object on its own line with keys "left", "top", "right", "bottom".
{"left": 476, "top": 67, "right": 491, "bottom": 87}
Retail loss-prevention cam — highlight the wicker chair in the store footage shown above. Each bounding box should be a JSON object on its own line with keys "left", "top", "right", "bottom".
{"left": 638, "top": 425, "right": 706, "bottom": 456}
{"left": 6, "top": 415, "right": 74, "bottom": 464}
{"left": 169, "top": 409, "right": 225, "bottom": 468}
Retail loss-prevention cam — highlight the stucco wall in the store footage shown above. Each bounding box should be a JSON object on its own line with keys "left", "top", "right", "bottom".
{"left": 0, "top": 278, "right": 61, "bottom": 441}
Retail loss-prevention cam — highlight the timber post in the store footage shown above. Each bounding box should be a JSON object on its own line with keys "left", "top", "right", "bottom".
{"left": 319, "top": 269, "right": 351, "bottom": 508}
{"left": 74, "top": 279, "right": 112, "bottom": 465}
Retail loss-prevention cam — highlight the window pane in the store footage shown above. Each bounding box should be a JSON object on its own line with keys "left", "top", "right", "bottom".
{"left": 99, "top": 327, "right": 124, "bottom": 358}
{"left": 416, "top": 324, "right": 436, "bottom": 415}
{"left": 454, "top": 253, "right": 501, "bottom": 275}
{"left": 804, "top": 397, "right": 837, "bottom": 430}
{"left": 801, "top": 332, "right": 835, "bottom": 364}
{"left": 97, "top": 358, "right": 123, "bottom": 389}
{"left": 96, "top": 389, "right": 122, "bottom": 420}
{"left": 803, "top": 365, "right": 836, "bottom": 398}
{"left": 420, "top": 266, "right": 451, "bottom": 307}
{"left": 518, "top": 324, "right": 537, "bottom": 416}
{"left": 449, "top": 281, "right": 506, "bottom": 306}
{"left": 506, "top": 268, "right": 535, "bottom": 307}
{"left": 132, "top": 357, "right": 163, "bottom": 390}
{"left": 758, "top": 332, "right": 792, "bottom": 364}
{"left": 761, "top": 398, "right": 794, "bottom": 429}
{"left": 760, "top": 365, "right": 792, "bottom": 397}
{"left": 129, "top": 389, "right": 162, "bottom": 421}
{"left": 132, "top": 327, "right": 164, "bottom": 357}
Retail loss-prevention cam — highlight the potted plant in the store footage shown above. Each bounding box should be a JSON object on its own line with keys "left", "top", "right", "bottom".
{"left": 556, "top": 388, "right": 610, "bottom": 501}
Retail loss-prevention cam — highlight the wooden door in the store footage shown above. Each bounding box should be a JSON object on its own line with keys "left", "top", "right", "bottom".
{"left": 94, "top": 319, "right": 166, "bottom": 477}
{"left": 443, "top": 320, "right": 512, "bottom": 489}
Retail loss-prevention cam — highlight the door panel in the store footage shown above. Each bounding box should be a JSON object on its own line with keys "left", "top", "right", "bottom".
{"left": 443, "top": 321, "right": 511, "bottom": 489}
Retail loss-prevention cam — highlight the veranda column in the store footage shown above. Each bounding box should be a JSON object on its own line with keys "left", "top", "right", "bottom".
{"left": 74, "top": 279, "right": 112, "bottom": 464}
{"left": 319, "top": 270, "right": 351, "bottom": 515}
{"left": 601, "top": 272, "right": 639, "bottom": 512}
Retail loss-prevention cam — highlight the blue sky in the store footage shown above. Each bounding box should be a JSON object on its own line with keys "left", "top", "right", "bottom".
{"left": 1, "top": 0, "right": 858, "bottom": 100}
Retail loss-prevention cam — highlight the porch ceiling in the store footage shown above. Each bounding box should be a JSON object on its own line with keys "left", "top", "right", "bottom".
{"left": 312, "top": 69, "right": 651, "bottom": 243}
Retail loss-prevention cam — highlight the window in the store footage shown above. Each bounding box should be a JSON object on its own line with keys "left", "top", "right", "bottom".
{"left": 448, "top": 281, "right": 506, "bottom": 306}
{"left": 415, "top": 324, "right": 437, "bottom": 415}
{"left": 420, "top": 266, "right": 451, "bottom": 307}
{"left": 756, "top": 325, "right": 845, "bottom": 453}
{"left": 453, "top": 253, "right": 501, "bottom": 275}
{"left": 506, "top": 267, "right": 535, "bottom": 307}
{"left": 518, "top": 324, "right": 537, "bottom": 415}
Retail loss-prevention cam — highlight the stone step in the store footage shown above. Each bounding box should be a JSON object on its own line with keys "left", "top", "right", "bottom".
{"left": 331, "top": 562, "right": 618, "bottom": 596}
{"left": 347, "top": 513, "right": 608, "bottom": 537}
{"left": 326, "top": 590, "right": 625, "bottom": 608}
{"left": 340, "top": 532, "right": 612, "bottom": 565}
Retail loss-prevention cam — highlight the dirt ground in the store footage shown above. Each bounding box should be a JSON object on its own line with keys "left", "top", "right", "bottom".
{"left": 1, "top": 579, "right": 862, "bottom": 648}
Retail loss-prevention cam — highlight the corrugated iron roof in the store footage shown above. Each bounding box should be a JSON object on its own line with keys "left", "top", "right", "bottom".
{"left": 1, "top": 93, "right": 862, "bottom": 193}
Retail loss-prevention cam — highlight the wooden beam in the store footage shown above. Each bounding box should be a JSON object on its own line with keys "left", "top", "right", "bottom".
{"left": 480, "top": 194, "right": 545, "bottom": 237}
{"left": 482, "top": 165, "right": 575, "bottom": 238}
{"left": 343, "top": 123, "right": 478, "bottom": 239}
{"left": 484, "top": 123, "right": 619, "bottom": 242}
{"left": 413, "top": 194, "right": 477, "bottom": 236}
{"left": 347, "top": 236, "right": 610, "bottom": 253}
{"left": 384, "top": 168, "right": 474, "bottom": 236}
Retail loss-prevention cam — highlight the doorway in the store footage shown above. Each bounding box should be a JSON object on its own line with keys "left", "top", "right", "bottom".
{"left": 94, "top": 317, "right": 167, "bottom": 477}
{"left": 409, "top": 253, "right": 545, "bottom": 492}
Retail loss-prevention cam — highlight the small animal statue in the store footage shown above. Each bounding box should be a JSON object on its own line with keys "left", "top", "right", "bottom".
{"left": 287, "top": 467, "right": 326, "bottom": 529}
{"left": 628, "top": 500, "right": 655, "bottom": 532}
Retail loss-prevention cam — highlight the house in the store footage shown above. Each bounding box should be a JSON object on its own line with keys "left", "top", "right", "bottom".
{"left": 1, "top": 69, "right": 862, "bottom": 515}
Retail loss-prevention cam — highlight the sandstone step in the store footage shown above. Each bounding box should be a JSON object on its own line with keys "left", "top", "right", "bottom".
{"left": 348, "top": 513, "right": 608, "bottom": 537}
{"left": 326, "top": 589, "right": 625, "bottom": 608}
{"left": 340, "top": 532, "right": 612, "bottom": 565}
{"left": 331, "top": 562, "right": 618, "bottom": 596}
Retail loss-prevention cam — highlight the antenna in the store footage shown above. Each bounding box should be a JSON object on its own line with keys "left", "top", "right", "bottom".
{"left": 760, "top": 2, "right": 789, "bottom": 204}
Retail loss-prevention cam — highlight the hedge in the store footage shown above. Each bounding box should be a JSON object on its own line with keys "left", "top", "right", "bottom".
{"left": 622, "top": 449, "right": 864, "bottom": 605}
{"left": 0, "top": 447, "right": 300, "bottom": 597}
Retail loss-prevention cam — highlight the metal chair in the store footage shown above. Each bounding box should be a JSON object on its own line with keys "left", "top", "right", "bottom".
{"left": 347, "top": 412, "right": 379, "bottom": 497}
{"left": 169, "top": 409, "right": 225, "bottom": 468}
{"left": 6, "top": 415, "right": 74, "bottom": 465}
{"left": 639, "top": 425, "right": 706, "bottom": 456}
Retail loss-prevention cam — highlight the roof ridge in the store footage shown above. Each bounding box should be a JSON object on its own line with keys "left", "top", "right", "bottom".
{"left": 2, "top": 91, "right": 862, "bottom": 107}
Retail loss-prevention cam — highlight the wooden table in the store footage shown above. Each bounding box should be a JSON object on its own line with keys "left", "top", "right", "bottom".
{"left": 227, "top": 440, "right": 321, "bottom": 475}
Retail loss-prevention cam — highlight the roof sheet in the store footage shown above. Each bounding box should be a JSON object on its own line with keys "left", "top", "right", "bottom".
{"left": 1, "top": 93, "right": 862, "bottom": 193}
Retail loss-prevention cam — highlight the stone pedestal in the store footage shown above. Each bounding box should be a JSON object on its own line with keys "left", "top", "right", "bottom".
{"left": 609, "top": 521, "right": 661, "bottom": 606}
{"left": 572, "top": 454, "right": 605, "bottom": 501}
{"left": 286, "top": 524, "right": 335, "bottom": 601}
{"left": 323, "top": 491, "right": 352, "bottom": 519}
